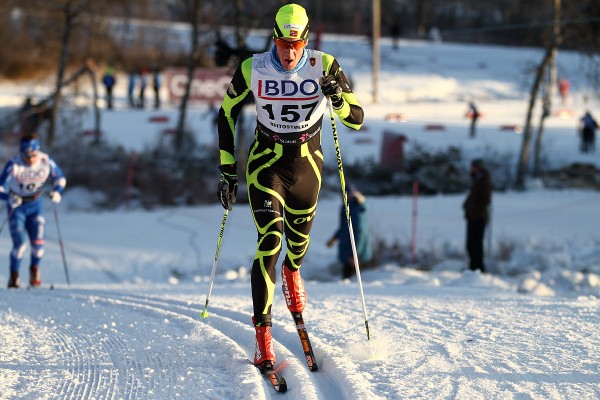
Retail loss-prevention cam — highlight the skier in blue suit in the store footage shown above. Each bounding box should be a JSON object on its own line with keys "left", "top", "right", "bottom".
{"left": 0, "top": 133, "right": 66, "bottom": 288}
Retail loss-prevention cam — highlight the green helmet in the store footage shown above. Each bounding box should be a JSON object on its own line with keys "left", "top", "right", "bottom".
{"left": 273, "top": 3, "right": 309, "bottom": 40}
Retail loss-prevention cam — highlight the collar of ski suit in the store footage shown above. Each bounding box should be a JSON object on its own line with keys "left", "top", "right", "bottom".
{"left": 269, "top": 46, "right": 308, "bottom": 75}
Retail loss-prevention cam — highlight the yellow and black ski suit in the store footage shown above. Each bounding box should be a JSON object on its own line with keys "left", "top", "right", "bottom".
{"left": 218, "top": 47, "right": 363, "bottom": 325}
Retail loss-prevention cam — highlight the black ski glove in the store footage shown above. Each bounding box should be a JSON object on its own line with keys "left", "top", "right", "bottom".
{"left": 218, "top": 163, "right": 237, "bottom": 210}
{"left": 320, "top": 75, "right": 344, "bottom": 109}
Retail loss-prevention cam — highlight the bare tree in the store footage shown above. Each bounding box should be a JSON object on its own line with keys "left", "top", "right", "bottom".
{"left": 416, "top": 0, "right": 426, "bottom": 37}
{"left": 532, "top": 0, "right": 562, "bottom": 177}
{"left": 515, "top": 0, "right": 563, "bottom": 188}
{"left": 47, "top": 0, "right": 83, "bottom": 148}
{"left": 175, "top": 0, "right": 202, "bottom": 151}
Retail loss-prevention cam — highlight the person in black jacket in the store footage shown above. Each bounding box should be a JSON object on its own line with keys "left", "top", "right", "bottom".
{"left": 102, "top": 66, "right": 116, "bottom": 110}
{"left": 579, "top": 111, "right": 598, "bottom": 153}
{"left": 463, "top": 159, "right": 492, "bottom": 272}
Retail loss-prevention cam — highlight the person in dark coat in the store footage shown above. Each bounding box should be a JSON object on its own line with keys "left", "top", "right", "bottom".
{"left": 579, "top": 111, "right": 598, "bottom": 153}
{"left": 138, "top": 68, "right": 148, "bottom": 109}
{"left": 327, "top": 184, "right": 373, "bottom": 280}
{"left": 19, "top": 97, "right": 51, "bottom": 135}
{"left": 462, "top": 159, "right": 492, "bottom": 273}
{"left": 466, "top": 100, "right": 480, "bottom": 138}
{"left": 152, "top": 69, "right": 162, "bottom": 109}
{"left": 127, "top": 72, "right": 136, "bottom": 108}
{"left": 102, "top": 66, "right": 116, "bottom": 110}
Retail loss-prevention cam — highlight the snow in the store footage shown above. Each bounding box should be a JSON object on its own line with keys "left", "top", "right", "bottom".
{"left": 1, "top": 33, "right": 600, "bottom": 399}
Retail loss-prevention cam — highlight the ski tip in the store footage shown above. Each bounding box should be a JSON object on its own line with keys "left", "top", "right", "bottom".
{"left": 199, "top": 310, "right": 208, "bottom": 319}
{"left": 276, "top": 379, "right": 288, "bottom": 393}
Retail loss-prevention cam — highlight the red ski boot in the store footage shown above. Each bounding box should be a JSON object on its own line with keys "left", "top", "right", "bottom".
{"left": 253, "top": 323, "right": 276, "bottom": 367}
{"left": 7, "top": 271, "right": 19, "bottom": 289}
{"left": 281, "top": 263, "right": 306, "bottom": 313}
{"left": 29, "top": 265, "right": 41, "bottom": 287}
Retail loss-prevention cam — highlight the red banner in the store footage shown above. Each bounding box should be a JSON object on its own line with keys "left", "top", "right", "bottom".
{"left": 166, "top": 68, "right": 232, "bottom": 104}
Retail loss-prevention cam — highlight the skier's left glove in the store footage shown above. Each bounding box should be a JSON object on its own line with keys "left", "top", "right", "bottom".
{"left": 218, "top": 163, "right": 237, "bottom": 211}
{"left": 320, "top": 75, "right": 343, "bottom": 109}
{"left": 49, "top": 191, "right": 62, "bottom": 204}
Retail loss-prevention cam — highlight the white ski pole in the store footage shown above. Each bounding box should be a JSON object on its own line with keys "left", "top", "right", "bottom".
{"left": 52, "top": 201, "right": 71, "bottom": 286}
{"left": 327, "top": 99, "right": 373, "bottom": 344}
{"left": 200, "top": 209, "right": 229, "bottom": 318}
{"left": 0, "top": 207, "right": 15, "bottom": 236}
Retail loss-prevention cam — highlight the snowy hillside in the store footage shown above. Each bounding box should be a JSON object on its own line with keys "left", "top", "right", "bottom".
{"left": 0, "top": 33, "right": 599, "bottom": 400}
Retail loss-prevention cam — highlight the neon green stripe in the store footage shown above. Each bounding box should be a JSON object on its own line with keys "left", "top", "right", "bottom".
{"left": 220, "top": 150, "right": 235, "bottom": 165}
{"left": 241, "top": 58, "right": 253, "bottom": 88}
{"left": 322, "top": 53, "right": 335, "bottom": 75}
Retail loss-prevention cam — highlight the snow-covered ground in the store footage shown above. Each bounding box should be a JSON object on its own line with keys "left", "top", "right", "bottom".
{"left": 0, "top": 33, "right": 599, "bottom": 399}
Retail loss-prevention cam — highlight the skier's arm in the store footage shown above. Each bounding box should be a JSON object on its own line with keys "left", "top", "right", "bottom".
{"left": 49, "top": 158, "right": 67, "bottom": 193}
{"left": 322, "top": 55, "right": 363, "bottom": 130}
{"left": 0, "top": 161, "right": 14, "bottom": 201}
{"left": 218, "top": 58, "right": 253, "bottom": 166}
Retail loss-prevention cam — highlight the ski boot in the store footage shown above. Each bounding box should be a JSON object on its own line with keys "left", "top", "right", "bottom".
{"left": 29, "top": 265, "right": 41, "bottom": 287}
{"left": 7, "top": 271, "right": 19, "bottom": 289}
{"left": 281, "top": 262, "right": 306, "bottom": 313}
{"left": 253, "top": 320, "right": 276, "bottom": 369}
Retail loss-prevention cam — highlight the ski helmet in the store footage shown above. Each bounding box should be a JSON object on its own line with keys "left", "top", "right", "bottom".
{"left": 273, "top": 3, "right": 309, "bottom": 41}
{"left": 20, "top": 135, "right": 40, "bottom": 154}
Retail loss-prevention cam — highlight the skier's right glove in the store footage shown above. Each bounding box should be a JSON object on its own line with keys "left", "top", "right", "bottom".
{"left": 217, "top": 163, "right": 237, "bottom": 211}
{"left": 320, "top": 75, "right": 344, "bottom": 109}
{"left": 8, "top": 193, "right": 22, "bottom": 209}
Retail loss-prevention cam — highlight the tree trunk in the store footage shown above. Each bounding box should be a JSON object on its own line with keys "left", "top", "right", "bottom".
{"left": 532, "top": 95, "right": 549, "bottom": 177}
{"left": 86, "top": 64, "right": 102, "bottom": 145}
{"left": 532, "top": 0, "right": 562, "bottom": 177}
{"left": 416, "top": 0, "right": 426, "bottom": 37}
{"left": 515, "top": 48, "right": 553, "bottom": 188}
{"left": 49, "top": 3, "right": 77, "bottom": 148}
{"left": 235, "top": 0, "right": 245, "bottom": 49}
{"left": 372, "top": 0, "right": 380, "bottom": 103}
{"left": 175, "top": 0, "right": 202, "bottom": 151}
{"left": 515, "top": 0, "right": 562, "bottom": 188}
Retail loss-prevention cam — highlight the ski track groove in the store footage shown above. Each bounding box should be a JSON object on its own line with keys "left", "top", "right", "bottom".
{"left": 92, "top": 291, "right": 323, "bottom": 399}
{"left": 46, "top": 313, "right": 121, "bottom": 400}
{"left": 76, "top": 290, "right": 363, "bottom": 399}
{"left": 70, "top": 292, "right": 184, "bottom": 399}
{"left": 39, "top": 289, "right": 262, "bottom": 400}
{"left": 8, "top": 289, "right": 193, "bottom": 400}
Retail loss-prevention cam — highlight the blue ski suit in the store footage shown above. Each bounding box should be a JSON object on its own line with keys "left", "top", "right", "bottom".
{"left": 0, "top": 152, "right": 66, "bottom": 273}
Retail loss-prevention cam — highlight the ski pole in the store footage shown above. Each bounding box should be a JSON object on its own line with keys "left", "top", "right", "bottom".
{"left": 0, "top": 207, "right": 15, "bottom": 236}
{"left": 52, "top": 202, "right": 71, "bottom": 286}
{"left": 327, "top": 99, "right": 373, "bottom": 344}
{"left": 200, "top": 208, "right": 229, "bottom": 319}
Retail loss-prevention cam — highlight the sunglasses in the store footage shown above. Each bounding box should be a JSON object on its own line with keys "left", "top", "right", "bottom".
{"left": 274, "top": 38, "right": 307, "bottom": 50}
{"left": 22, "top": 151, "right": 38, "bottom": 159}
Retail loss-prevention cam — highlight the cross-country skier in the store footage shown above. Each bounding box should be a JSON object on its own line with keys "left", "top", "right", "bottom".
{"left": 0, "top": 133, "right": 66, "bottom": 288}
{"left": 216, "top": 3, "right": 364, "bottom": 370}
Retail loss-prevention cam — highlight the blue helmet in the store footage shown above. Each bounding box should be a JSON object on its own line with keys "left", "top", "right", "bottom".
{"left": 20, "top": 137, "right": 40, "bottom": 154}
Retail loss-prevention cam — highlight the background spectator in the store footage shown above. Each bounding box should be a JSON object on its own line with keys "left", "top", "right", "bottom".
{"left": 152, "top": 69, "right": 162, "bottom": 109}
{"left": 101, "top": 65, "right": 116, "bottom": 110}
{"left": 462, "top": 159, "right": 492, "bottom": 273}
{"left": 465, "top": 100, "right": 480, "bottom": 138}
{"left": 327, "top": 184, "right": 373, "bottom": 280}
{"left": 18, "top": 97, "right": 50, "bottom": 135}
{"left": 138, "top": 68, "right": 148, "bottom": 109}
{"left": 558, "top": 77, "right": 570, "bottom": 104}
{"left": 579, "top": 110, "right": 598, "bottom": 153}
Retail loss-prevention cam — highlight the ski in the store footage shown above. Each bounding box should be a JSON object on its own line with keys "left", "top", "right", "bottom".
{"left": 291, "top": 312, "right": 319, "bottom": 371}
{"left": 257, "top": 361, "right": 287, "bottom": 393}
